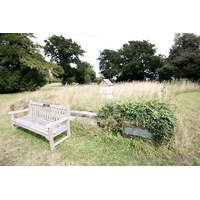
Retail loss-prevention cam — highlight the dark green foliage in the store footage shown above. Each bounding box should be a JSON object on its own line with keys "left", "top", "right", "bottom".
{"left": 86, "top": 68, "right": 96, "bottom": 82}
{"left": 98, "top": 40, "right": 163, "bottom": 82}
{"left": 84, "top": 74, "right": 91, "bottom": 84}
{"left": 97, "top": 77, "right": 103, "bottom": 84}
{"left": 98, "top": 49, "right": 122, "bottom": 80}
{"left": 97, "top": 99, "right": 176, "bottom": 143}
{"left": 119, "top": 40, "right": 163, "bottom": 81}
{"left": 0, "top": 67, "right": 47, "bottom": 93}
{"left": 97, "top": 113, "right": 125, "bottom": 135}
{"left": 157, "top": 64, "right": 173, "bottom": 81}
{"left": 44, "top": 35, "right": 86, "bottom": 84}
{"left": 0, "top": 33, "right": 63, "bottom": 93}
{"left": 75, "top": 61, "right": 96, "bottom": 84}
{"left": 158, "top": 33, "right": 200, "bottom": 81}
{"left": 44, "top": 35, "right": 96, "bottom": 84}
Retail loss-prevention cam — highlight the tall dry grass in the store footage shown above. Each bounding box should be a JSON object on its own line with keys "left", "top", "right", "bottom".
{"left": 113, "top": 82, "right": 163, "bottom": 100}
{"left": 2, "top": 79, "right": 199, "bottom": 165}
{"left": 113, "top": 79, "right": 200, "bottom": 101}
{"left": 11, "top": 79, "right": 199, "bottom": 113}
{"left": 18, "top": 84, "right": 108, "bottom": 112}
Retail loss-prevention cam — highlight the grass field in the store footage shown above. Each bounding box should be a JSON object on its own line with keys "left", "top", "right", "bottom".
{"left": 0, "top": 80, "right": 200, "bottom": 166}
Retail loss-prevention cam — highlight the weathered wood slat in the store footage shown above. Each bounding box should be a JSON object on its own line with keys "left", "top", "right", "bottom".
{"left": 8, "top": 108, "right": 30, "bottom": 115}
{"left": 56, "top": 108, "right": 58, "bottom": 121}
{"left": 53, "top": 130, "right": 67, "bottom": 138}
{"left": 53, "top": 108, "right": 56, "bottom": 121}
{"left": 14, "top": 115, "right": 68, "bottom": 133}
{"left": 31, "top": 101, "right": 43, "bottom": 106}
{"left": 48, "top": 127, "right": 54, "bottom": 151}
{"left": 54, "top": 136, "right": 70, "bottom": 147}
{"left": 8, "top": 100, "right": 70, "bottom": 151}
{"left": 12, "top": 119, "right": 48, "bottom": 137}
{"left": 45, "top": 117, "right": 68, "bottom": 128}
{"left": 13, "top": 116, "right": 68, "bottom": 136}
{"left": 29, "top": 100, "right": 32, "bottom": 115}
{"left": 14, "top": 116, "right": 50, "bottom": 130}
{"left": 31, "top": 101, "right": 67, "bottom": 109}
{"left": 32, "top": 105, "right": 35, "bottom": 116}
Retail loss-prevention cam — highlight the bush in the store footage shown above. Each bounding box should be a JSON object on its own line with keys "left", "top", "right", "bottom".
{"left": 97, "top": 77, "right": 103, "bottom": 85}
{"left": 110, "top": 79, "right": 116, "bottom": 83}
{"left": 0, "top": 67, "right": 47, "bottom": 94}
{"left": 97, "top": 99, "right": 176, "bottom": 143}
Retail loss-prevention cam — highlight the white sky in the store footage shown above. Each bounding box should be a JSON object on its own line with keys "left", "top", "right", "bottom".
{"left": 34, "top": 32, "right": 176, "bottom": 76}
{"left": 2, "top": 0, "right": 199, "bottom": 77}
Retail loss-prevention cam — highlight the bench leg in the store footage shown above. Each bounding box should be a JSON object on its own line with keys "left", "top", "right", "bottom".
{"left": 67, "top": 105, "right": 70, "bottom": 137}
{"left": 11, "top": 114, "right": 17, "bottom": 131}
{"left": 67, "top": 119, "right": 70, "bottom": 137}
{"left": 12, "top": 123, "right": 17, "bottom": 131}
{"left": 48, "top": 128, "right": 54, "bottom": 151}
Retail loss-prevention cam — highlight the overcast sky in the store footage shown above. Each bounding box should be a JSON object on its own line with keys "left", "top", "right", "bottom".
{"left": 2, "top": 0, "right": 199, "bottom": 77}
{"left": 33, "top": 32, "right": 176, "bottom": 76}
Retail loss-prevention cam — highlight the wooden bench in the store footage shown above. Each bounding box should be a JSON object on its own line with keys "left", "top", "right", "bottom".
{"left": 8, "top": 100, "right": 70, "bottom": 151}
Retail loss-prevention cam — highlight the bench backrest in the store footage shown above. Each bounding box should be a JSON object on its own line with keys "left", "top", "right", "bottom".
{"left": 29, "top": 100, "right": 69, "bottom": 121}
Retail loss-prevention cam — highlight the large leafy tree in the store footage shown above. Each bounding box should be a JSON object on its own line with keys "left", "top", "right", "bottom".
{"left": 98, "top": 40, "right": 163, "bottom": 81}
{"left": 98, "top": 49, "right": 122, "bottom": 80}
{"left": 0, "top": 33, "right": 62, "bottom": 93}
{"left": 119, "top": 40, "right": 162, "bottom": 81}
{"left": 75, "top": 61, "right": 96, "bottom": 84}
{"left": 44, "top": 35, "right": 85, "bottom": 85}
{"left": 158, "top": 33, "right": 200, "bottom": 81}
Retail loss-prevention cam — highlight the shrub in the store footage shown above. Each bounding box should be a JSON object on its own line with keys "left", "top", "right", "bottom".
{"left": 97, "top": 77, "right": 103, "bottom": 85}
{"left": 10, "top": 100, "right": 29, "bottom": 111}
{"left": 110, "top": 79, "right": 116, "bottom": 83}
{"left": 97, "top": 99, "right": 176, "bottom": 143}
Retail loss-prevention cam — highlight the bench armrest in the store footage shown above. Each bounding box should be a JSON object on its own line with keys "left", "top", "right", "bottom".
{"left": 45, "top": 117, "right": 69, "bottom": 128}
{"left": 8, "top": 108, "right": 30, "bottom": 115}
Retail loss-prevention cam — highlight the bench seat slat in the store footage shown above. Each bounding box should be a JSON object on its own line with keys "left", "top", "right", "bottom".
{"left": 13, "top": 115, "right": 68, "bottom": 136}
{"left": 12, "top": 120, "right": 48, "bottom": 137}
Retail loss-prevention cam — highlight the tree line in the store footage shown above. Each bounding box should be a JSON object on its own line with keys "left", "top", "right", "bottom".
{"left": 98, "top": 33, "right": 200, "bottom": 82}
{"left": 0, "top": 33, "right": 200, "bottom": 94}
{"left": 0, "top": 34, "right": 96, "bottom": 93}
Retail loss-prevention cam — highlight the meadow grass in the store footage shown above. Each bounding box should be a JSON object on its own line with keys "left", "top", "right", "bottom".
{"left": 0, "top": 80, "right": 199, "bottom": 166}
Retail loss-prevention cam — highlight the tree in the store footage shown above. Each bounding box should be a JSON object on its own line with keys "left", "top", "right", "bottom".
{"left": 158, "top": 33, "right": 200, "bottom": 81}
{"left": 157, "top": 63, "right": 173, "bottom": 81}
{"left": 0, "top": 33, "right": 63, "bottom": 93}
{"left": 75, "top": 61, "right": 96, "bottom": 84}
{"left": 44, "top": 35, "right": 85, "bottom": 85}
{"left": 86, "top": 68, "right": 96, "bottom": 82}
{"left": 84, "top": 74, "right": 91, "bottom": 84}
{"left": 98, "top": 49, "right": 122, "bottom": 80}
{"left": 98, "top": 40, "right": 163, "bottom": 82}
{"left": 118, "top": 40, "right": 162, "bottom": 81}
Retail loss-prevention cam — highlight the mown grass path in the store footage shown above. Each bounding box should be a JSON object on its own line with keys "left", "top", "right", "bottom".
{"left": 172, "top": 92, "right": 200, "bottom": 162}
